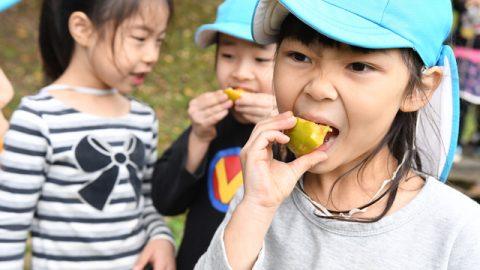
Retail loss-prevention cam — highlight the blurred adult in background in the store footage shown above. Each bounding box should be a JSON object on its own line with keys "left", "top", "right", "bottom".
{"left": 453, "top": 0, "right": 480, "bottom": 160}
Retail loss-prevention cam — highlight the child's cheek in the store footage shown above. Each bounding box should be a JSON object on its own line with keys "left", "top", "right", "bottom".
{"left": 274, "top": 87, "right": 297, "bottom": 114}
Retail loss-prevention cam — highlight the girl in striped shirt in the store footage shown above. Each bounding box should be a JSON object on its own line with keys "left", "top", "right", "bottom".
{"left": 0, "top": 0, "right": 175, "bottom": 269}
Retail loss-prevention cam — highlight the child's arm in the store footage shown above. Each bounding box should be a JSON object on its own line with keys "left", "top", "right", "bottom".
{"left": 152, "top": 127, "right": 205, "bottom": 215}
{"left": 134, "top": 116, "right": 176, "bottom": 270}
{"left": 195, "top": 112, "right": 327, "bottom": 269}
{"left": 151, "top": 90, "right": 232, "bottom": 215}
{"left": 185, "top": 90, "right": 232, "bottom": 172}
{"left": 142, "top": 117, "right": 175, "bottom": 241}
{"left": 0, "top": 98, "right": 49, "bottom": 269}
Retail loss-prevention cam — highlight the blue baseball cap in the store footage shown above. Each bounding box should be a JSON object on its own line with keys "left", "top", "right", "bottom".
{"left": 252, "top": 0, "right": 460, "bottom": 182}
{"left": 195, "top": 0, "right": 259, "bottom": 48}
{"left": 0, "top": 0, "right": 20, "bottom": 12}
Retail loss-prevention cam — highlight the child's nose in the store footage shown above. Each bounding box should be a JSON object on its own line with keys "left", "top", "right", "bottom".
{"left": 304, "top": 73, "right": 338, "bottom": 101}
{"left": 232, "top": 60, "right": 255, "bottom": 81}
{"left": 142, "top": 44, "right": 160, "bottom": 66}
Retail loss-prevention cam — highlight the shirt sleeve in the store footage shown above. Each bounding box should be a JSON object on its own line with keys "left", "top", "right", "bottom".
{"left": 151, "top": 126, "right": 208, "bottom": 216}
{"left": 141, "top": 116, "right": 174, "bottom": 245}
{"left": 194, "top": 188, "right": 267, "bottom": 270}
{"left": 0, "top": 99, "right": 50, "bottom": 269}
{"left": 447, "top": 212, "right": 480, "bottom": 270}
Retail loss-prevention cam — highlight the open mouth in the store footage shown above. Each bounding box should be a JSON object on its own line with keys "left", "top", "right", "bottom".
{"left": 310, "top": 121, "right": 340, "bottom": 152}
{"left": 131, "top": 73, "right": 147, "bottom": 85}
{"left": 322, "top": 125, "right": 340, "bottom": 143}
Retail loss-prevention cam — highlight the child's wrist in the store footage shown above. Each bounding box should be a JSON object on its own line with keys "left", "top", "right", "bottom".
{"left": 239, "top": 197, "right": 280, "bottom": 218}
{"left": 190, "top": 128, "right": 215, "bottom": 143}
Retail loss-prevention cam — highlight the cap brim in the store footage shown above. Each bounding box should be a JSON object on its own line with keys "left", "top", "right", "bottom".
{"left": 195, "top": 23, "right": 253, "bottom": 48}
{"left": 0, "top": 0, "right": 20, "bottom": 12}
{"left": 253, "top": 0, "right": 413, "bottom": 50}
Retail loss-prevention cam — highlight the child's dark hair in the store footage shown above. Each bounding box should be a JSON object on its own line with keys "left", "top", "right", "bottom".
{"left": 39, "top": 0, "right": 174, "bottom": 82}
{"left": 278, "top": 14, "right": 428, "bottom": 222}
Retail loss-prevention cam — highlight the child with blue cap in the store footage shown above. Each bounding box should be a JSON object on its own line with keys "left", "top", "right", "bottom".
{"left": 0, "top": 0, "right": 19, "bottom": 11}
{"left": 0, "top": 0, "right": 20, "bottom": 143}
{"left": 151, "top": 0, "right": 277, "bottom": 269}
{"left": 196, "top": 0, "right": 480, "bottom": 269}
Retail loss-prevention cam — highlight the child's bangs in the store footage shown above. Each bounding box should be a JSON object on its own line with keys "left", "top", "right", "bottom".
{"left": 278, "top": 14, "right": 375, "bottom": 55}
{"left": 93, "top": 0, "right": 173, "bottom": 32}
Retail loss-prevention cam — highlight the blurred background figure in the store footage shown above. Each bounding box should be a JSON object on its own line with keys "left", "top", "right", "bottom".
{"left": 453, "top": 0, "right": 480, "bottom": 161}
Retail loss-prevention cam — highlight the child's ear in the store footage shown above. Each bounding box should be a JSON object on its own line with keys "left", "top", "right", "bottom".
{"left": 400, "top": 67, "right": 443, "bottom": 112}
{"left": 68, "top": 12, "right": 95, "bottom": 47}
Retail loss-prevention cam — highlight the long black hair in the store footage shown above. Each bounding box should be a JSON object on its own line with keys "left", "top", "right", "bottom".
{"left": 278, "top": 14, "right": 429, "bottom": 222}
{"left": 39, "top": 0, "right": 174, "bottom": 82}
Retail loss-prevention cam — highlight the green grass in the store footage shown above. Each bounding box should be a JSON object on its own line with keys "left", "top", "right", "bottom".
{"left": 462, "top": 106, "right": 477, "bottom": 143}
{"left": 0, "top": 0, "right": 222, "bottom": 264}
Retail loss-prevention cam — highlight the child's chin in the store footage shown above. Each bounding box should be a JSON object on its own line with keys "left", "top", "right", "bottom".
{"left": 306, "top": 160, "right": 333, "bottom": 174}
{"left": 117, "top": 85, "right": 134, "bottom": 95}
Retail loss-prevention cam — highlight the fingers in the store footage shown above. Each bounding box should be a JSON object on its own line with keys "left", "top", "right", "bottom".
{"left": 249, "top": 112, "right": 296, "bottom": 141}
{"left": 204, "top": 100, "right": 232, "bottom": 118}
{"left": 188, "top": 90, "right": 233, "bottom": 129}
{"left": 153, "top": 260, "right": 165, "bottom": 270}
{"left": 201, "top": 109, "right": 229, "bottom": 127}
{"left": 152, "top": 259, "right": 176, "bottom": 270}
{"left": 190, "top": 90, "right": 229, "bottom": 111}
{"left": 233, "top": 92, "right": 277, "bottom": 124}
{"left": 235, "top": 92, "right": 275, "bottom": 108}
{"left": 249, "top": 130, "right": 290, "bottom": 154}
{"left": 234, "top": 105, "right": 276, "bottom": 118}
{"left": 243, "top": 112, "right": 296, "bottom": 152}
{"left": 287, "top": 150, "right": 328, "bottom": 180}
{"left": 133, "top": 250, "right": 151, "bottom": 270}
{"left": 190, "top": 100, "right": 231, "bottom": 121}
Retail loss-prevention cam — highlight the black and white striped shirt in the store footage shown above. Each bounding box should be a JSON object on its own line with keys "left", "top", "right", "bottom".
{"left": 0, "top": 91, "right": 173, "bottom": 269}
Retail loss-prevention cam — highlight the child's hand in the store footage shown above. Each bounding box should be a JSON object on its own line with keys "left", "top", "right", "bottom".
{"left": 188, "top": 90, "right": 233, "bottom": 143}
{"left": 240, "top": 111, "right": 328, "bottom": 209}
{"left": 233, "top": 92, "right": 278, "bottom": 124}
{"left": 133, "top": 238, "right": 176, "bottom": 270}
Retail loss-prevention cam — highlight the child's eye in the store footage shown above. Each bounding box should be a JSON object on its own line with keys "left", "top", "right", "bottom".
{"left": 221, "top": 53, "right": 234, "bottom": 59}
{"left": 287, "top": 52, "right": 311, "bottom": 63}
{"left": 348, "top": 62, "right": 375, "bottom": 72}
{"left": 255, "top": 57, "right": 272, "bottom": 63}
{"left": 132, "top": 36, "right": 146, "bottom": 42}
